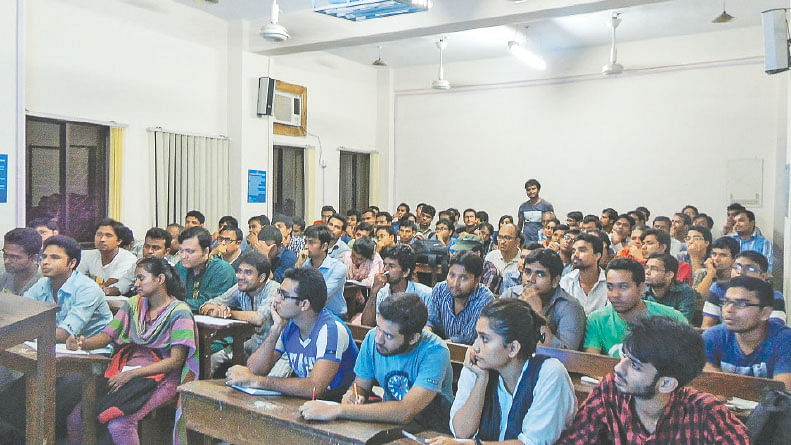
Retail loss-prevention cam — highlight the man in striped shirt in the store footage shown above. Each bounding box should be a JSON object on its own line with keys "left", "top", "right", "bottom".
{"left": 730, "top": 209, "right": 773, "bottom": 272}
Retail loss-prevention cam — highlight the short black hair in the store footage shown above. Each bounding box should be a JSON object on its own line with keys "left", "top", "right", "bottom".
{"left": 566, "top": 211, "right": 583, "bottom": 222}
{"left": 582, "top": 215, "right": 602, "bottom": 229}
{"left": 606, "top": 257, "right": 645, "bottom": 285}
{"left": 623, "top": 316, "right": 705, "bottom": 387}
{"left": 377, "top": 212, "right": 392, "bottom": 223}
{"left": 380, "top": 244, "right": 416, "bottom": 276}
{"left": 356, "top": 222, "right": 374, "bottom": 235}
{"left": 346, "top": 208, "right": 361, "bottom": 220}
{"left": 321, "top": 205, "right": 336, "bottom": 214}
{"left": 727, "top": 203, "right": 746, "bottom": 213}
{"left": 475, "top": 211, "right": 489, "bottom": 223}
{"left": 524, "top": 179, "right": 541, "bottom": 190}
{"left": 524, "top": 248, "right": 563, "bottom": 279}
{"left": 616, "top": 214, "right": 635, "bottom": 229}
{"left": 435, "top": 218, "right": 454, "bottom": 234}
{"left": 376, "top": 225, "right": 396, "bottom": 239}
{"left": 292, "top": 216, "right": 306, "bottom": 231}
{"left": 736, "top": 209, "right": 755, "bottom": 222}
{"left": 178, "top": 226, "right": 212, "bottom": 250}
{"left": 28, "top": 217, "right": 58, "bottom": 231}
{"left": 573, "top": 233, "right": 603, "bottom": 255}
{"left": 647, "top": 252, "right": 679, "bottom": 277}
{"left": 284, "top": 267, "right": 327, "bottom": 312}
{"left": 218, "top": 215, "right": 238, "bottom": 228}
{"left": 481, "top": 299, "right": 545, "bottom": 360}
{"left": 725, "top": 276, "right": 774, "bottom": 306}
{"left": 694, "top": 213, "right": 714, "bottom": 230}
{"left": 641, "top": 229, "right": 670, "bottom": 253}
{"left": 145, "top": 227, "right": 172, "bottom": 249}
{"left": 304, "top": 224, "right": 333, "bottom": 248}
{"left": 248, "top": 215, "right": 268, "bottom": 226}
{"left": 95, "top": 217, "right": 126, "bottom": 239}
{"left": 463, "top": 208, "right": 476, "bottom": 217}
{"left": 42, "top": 235, "right": 82, "bottom": 268}
{"left": 635, "top": 206, "right": 650, "bottom": 219}
{"left": 590, "top": 229, "right": 612, "bottom": 249}
{"left": 653, "top": 216, "right": 671, "bottom": 226}
{"left": 525, "top": 242, "right": 544, "bottom": 251}
{"left": 421, "top": 205, "right": 436, "bottom": 217}
{"left": 351, "top": 236, "right": 376, "bottom": 260}
{"left": 329, "top": 213, "right": 347, "bottom": 230}
{"left": 601, "top": 208, "right": 618, "bottom": 221}
{"left": 673, "top": 212, "right": 692, "bottom": 227}
{"left": 498, "top": 214, "right": 514, "bottom": 226}
{"left": 186, "top": 210, "right": 205, "bottom": 224}
{"left": 378, "top": 292, "right": 428, "bottom": 338}
{"left": 399, "top": 220, "right": 417, "bottom": 232}
{"left": 237, "top": 251, "right": 271, "bottom": 277}
{"left": 397, "top": 203, "right": 410, "bottom": 212}
{"left": 682, "top": 205, "right": 699, "bottom": 216}
{"left": 711, "top": 236, "right": 740, "bottom": 258}
{"left": 258, "top": 225, "right": 283, "bottom": 245}
{"left": 361, "top": 207, "right": 377, "bottom": 218}
{"left": 272, "top": 213, "right": 293, "bottom": 228}
{"left": 734, "top": 250, "right": 769, "bottom": 273}
{"left": 686, "top": 225, "right": 712, "bottom": 257}
{"left": 475, "top": 222, "right": 494, "bottom": 235}
{"left": 220, "top": 226, "right": 244, "bottom": 242}
{"left": 449, "top": 250, "right": 483, "bottom": 278}
{"left": 4, "top": 228, "right": 42, "bottom": 257}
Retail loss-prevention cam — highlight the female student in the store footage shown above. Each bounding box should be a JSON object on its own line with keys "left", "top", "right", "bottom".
{"left": 341, "top": 236, "right": 383, "bottom": 318}
{"left": 65, "top": 257, "right": 198, "bottom": 445}
{"left": 428, "top": 299, "right": 576, "bottom": 445}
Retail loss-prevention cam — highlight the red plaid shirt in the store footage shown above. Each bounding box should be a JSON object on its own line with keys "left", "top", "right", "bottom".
{"left": 556, "top": 373, "right": 749, "bottom": 445}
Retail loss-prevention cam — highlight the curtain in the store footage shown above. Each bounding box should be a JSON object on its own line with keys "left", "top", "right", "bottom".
{"left": 369, "top": 152, "right": 380, "bottom": 208}
{"left": 109, "top": 127, "right": 124, "bottom": 219}
{"left": 149, "top": 130, "right": 231, "bottom": 231}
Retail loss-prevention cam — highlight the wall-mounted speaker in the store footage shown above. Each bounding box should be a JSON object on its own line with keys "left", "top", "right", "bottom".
{"left": 257, "top": 77, "right": 276, "bottom": 116}
{"left": 762, "top": 9, "right": 790, "bottom": 74}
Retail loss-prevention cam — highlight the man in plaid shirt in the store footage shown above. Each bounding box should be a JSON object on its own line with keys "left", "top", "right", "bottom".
{"left": 557, "top": 316, "right": 748, "bottom": 444}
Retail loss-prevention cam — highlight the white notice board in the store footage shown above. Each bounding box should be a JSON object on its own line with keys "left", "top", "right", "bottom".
{"left": 726, "top": 159, "right": 763, "bottom": 207}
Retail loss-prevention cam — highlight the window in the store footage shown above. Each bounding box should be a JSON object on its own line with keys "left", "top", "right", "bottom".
{"left": 26, "top": 117, "right": 108, "bottom": 243}
{"left": 339, "top": 151, "right": 369, "bottom": 213}
{"left": 272, "top": 145, "right": 304, "bottom": 218}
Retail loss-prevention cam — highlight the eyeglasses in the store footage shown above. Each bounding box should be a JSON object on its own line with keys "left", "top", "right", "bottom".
{"left": 732, "top": 264, "right": 760, "bottom": 274}
{"left": 275, "top": 288, "right": 302, "bottom": 301}
{"left": 498, "top": 235, "right": 516, "bottom": 241}
{"left": 218, "top": 237, "right": 239, "bottom": 243}
{"left": 722, "top": 299, "right": 764, "bottom": 309}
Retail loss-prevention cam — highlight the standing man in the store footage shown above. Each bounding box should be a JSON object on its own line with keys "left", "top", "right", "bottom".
{"left": 77, "top": 218, "right": 138, "bottom": 296}
{"left": 0, "top": 228, "right": 42, "bottom": 295}
{"left": 560, "top": 233, "right": 608, "bottom": 316}
{"left": 295, "top": 225, "right": 348, "bottom": 317}
{"left": 326, "top": 214, "right": 351, "bottom": 260}
{"left": 730, "top": 209, "right": 773, "bottom": 272}
{"left": 517, "top": 179, "right": 554, "bottom": 243}
{"left": 484, "top": 223, "right": 520, "bottom": 277}
{"left": 175, "top": 226, "right": 237, "bottom": 312}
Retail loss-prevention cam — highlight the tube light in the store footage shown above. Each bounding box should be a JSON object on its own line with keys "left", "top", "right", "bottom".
{"left": 507, "top": 40, "right": 546, "bottom": 70}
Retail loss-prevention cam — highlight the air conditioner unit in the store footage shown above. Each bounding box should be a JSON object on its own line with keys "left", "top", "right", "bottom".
{"left": 257, "top": 77, "right": 302, "bottom": 127}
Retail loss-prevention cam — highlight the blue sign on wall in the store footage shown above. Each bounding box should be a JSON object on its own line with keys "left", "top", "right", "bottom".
{"left": 0, "top": 154, "right": 7, "bottom": 203}
{"left": 247, "top": 169, "right": 266, "bottom": 203}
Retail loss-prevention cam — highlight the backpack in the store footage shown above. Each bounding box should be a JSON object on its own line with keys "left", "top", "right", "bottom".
{"left": 411, "top": 239, "right": 450, "bottom": 279}
{"left": 745, "top": 387, "right": 791, "bottom": 444}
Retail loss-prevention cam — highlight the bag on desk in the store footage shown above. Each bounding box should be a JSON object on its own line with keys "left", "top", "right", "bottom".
{"left": 745, "top": 387, "right": 791, "bottom": 444}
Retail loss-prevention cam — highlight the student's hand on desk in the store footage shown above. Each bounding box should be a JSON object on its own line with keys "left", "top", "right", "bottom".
{"left": 108, "top": 371, "right": 135, "bottom": 393}
{"left": 341, "top": 389, "right": 365, "bottom": 405}
{"left": 225, "top": 365, "right": 257, "bottom": 387}
{"left": 206, "top": 304, "right": 231, "bottom": 318}
{"left": 426, "top": 438, "right": 474, "bottom": 445}
{"left": 298, "top": 400, "right": 341, "bottom": 421}
{"left": 65, "top": 335, "right": 85, "bottom": 351}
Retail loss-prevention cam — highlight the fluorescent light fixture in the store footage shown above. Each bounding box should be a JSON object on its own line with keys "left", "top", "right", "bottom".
{"left": 507, "top": 41, "right": 546, "bottom": 70}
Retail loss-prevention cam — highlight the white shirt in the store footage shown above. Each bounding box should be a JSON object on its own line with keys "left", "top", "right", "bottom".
{"left": 484, "top": 249, "right": 520, "bottom": 276}
{"left": 559, "top": 268, "right": 608, "bottom": 316}
{"left": 76, "top": 248, "right": 138, "bottom": 294}
{"left": 450, "top": 357, "right": 576, "bottom": 445}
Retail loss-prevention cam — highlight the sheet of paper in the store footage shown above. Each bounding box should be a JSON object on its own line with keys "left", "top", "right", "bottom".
{"left": 194, "top": 315, "right": 246, "bottom": 327}
{"left": 105, "top": 296, "right": 129, "bottom": 303}
{"left": 121, "top": 365, "right": 141, "bottom": 373}
{"left": 345, "top": 279, "right": 366, "bottom": 287}
{"left": 231, "top": 385, "right": 281, "bottom": 396}
{"left": 24, "top": 341, "right": 89, "bottom": 355}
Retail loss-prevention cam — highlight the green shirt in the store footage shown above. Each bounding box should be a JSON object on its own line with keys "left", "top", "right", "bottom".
{"left": 176, "top": 257, "right": 237, "bottom": 312}
{"left": 642, "top": 281, "right": 699, "bottom": 323}
{"left": 583, "top": 301, "right": 688, "bottom": 357}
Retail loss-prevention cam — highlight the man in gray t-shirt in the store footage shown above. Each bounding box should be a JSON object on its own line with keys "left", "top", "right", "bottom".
{"left": 0, "top": 228, "right": 42, "bottom": 296}
{"left": 518, "top": 178, "right": 554, "bottom": 243}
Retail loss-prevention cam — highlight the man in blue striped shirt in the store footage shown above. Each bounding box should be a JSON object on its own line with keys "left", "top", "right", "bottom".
{"left": 426, "top": 251, "right": 495, "bottom": 344}
{"left": 730, "top": 210, "right": 773, "bottom": 272}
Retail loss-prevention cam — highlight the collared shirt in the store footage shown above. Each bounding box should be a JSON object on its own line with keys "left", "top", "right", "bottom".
{"left": 501, "top": 285, "right": 587, "bottom": 350}
{"left": 176, "top": 257, "right": 237, "bottom": 312}
{"left": 24, "top": 270, "right": 113, "bottom": 338}
{"left": 427, "top": 282, "right": 494, "bottom": 345}
{"left": 556, "top": 373, "right": 749, "bottom": 445}
{"left": 303, "top": 254, "right": 348, "bottom": 316}
{"left": 584, "top": 302, "right": 688, "bottom": 357}
{"left": 480, "top": 260, "right": 502, "bottom": 295}
{"left": 376, "top": 280, "right": 433, "bottom": 310}
{"left": 642, "top": 281, "right": 699, "bottom": 323}
{"left": 730, "top": 231, "right": 774, "bottom": 271}
{"left": 287, "top": 235, "right": 306, "bottom": 255}
{"left": 484, "top": 249, "right": 520, "bottom": 276}
{"left": 0, "top": 266, "right": 42, "bottom": 296}
{"left": 559, "top": 268, "right": 608, "bottom": 316}
{"left": 327, "top": 239, "right": 351, "bottom": 260}
{"left": 274, "top": 248, "right": 297, "bottom": 283}
{"left": 500, "top": 269, "right": 521, "bottom": 292}
{"left": 77, "top": 248, "right": 138, "bottom": 294}
{"left": 202, "top": 280, "right": 280, "bottom": 354}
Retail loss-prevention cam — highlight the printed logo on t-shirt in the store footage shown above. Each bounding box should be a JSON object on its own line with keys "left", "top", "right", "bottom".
{"left": 288, "top": 352, "right": 316, "bottom": 378}
{"left": 523, "top": 210, "right": 542, "bottom": 223}
{"left": 721, "top": 361, "right": 769, "bottom": 378}
{"left": 384, "top": 370, "right": 412, "bottom": 401}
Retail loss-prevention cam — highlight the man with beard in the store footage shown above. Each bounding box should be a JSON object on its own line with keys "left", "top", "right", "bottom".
{"left": 584, "top": 258, "right": 687, "bottom": 357}
{"left": 557, "top": 317, "right": 748, "bottom": 444}
{"left": 326, "top": 213, "right": 351, "bottom": 260}
{"left": 599, "top": 208, "right": 618, "bottom": 234}
{"left": 0, "top": 228, "right": 42, "bottom": 295}
{"left": 298, "top": 293, "right": 454, "bottom": 434}
{"left": 397, "top": 220, "right": 418, "bottom": 246}
{"left": 609, "top": 214, "right": 634, "bottom": 253}
{"left": 702, "top": 276, "right": 791, "bottom": 389}
{"left": 730, "top": 209, "right": 774, "bottom": 272}
{"left": 642, "top": 253, "right": 699, "bottom": 323}
{"left": 560, "top": 233, "right": 608, "bottom": 316}
{"left": 501, "top": 249, "right": 586, "bottom": 350}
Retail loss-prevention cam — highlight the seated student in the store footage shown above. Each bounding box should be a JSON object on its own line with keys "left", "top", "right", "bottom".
{"left": 703, "top": 276, "right": 791, "bottom": 389}
{"left": 295, "top": 224, "right": 348, "bottom": 317}
{"left": 341, "top": 237, "right": 383, "bottom": 316}
{"left": 360, "top": 244, "right": 431, "bottom": 326}
{"left": 326, "top": 213, "right": 351, "bottom": 260}
{"left": 416, "top": 205, "right": 437, "bottom": 240}
{"left": 474, "top": 222, "right": 495, "bottom": 255}
{"left": 565, "top": 211, "right": 583, "bottom": 230}
{"left": 609, "top": 214, "right": 634, "bottom": 252}
{"left": 376, "top": 211, "right": 394, "bottom": 228}
{"left": 65, "top": 258, "right": 198, "bottom": 445}
{"left": 375, "top": 225, "right": 397, "bottom": 253}
{"left": 679, "top": 225, "right": 712, "bottom": 276}
{"left": 184, "top": 209, "right": 205, "bottom": 228}
{"left": 428, "top": 299, "right": 576, "bottom": 445}
{"left": 500, "top": 246, "right": 536, "bottom": 292}
{"left": 165, "top": 224, "right": 183, "bottom": 265}
{"left": 77, "top": 218, "right": 138, "bottom": 296}
{"left": 210, "top": 225, "right": 244, "bottom": 271}
{"left": 175, "top": 226, "right": 237, "bottom": 312}
{"left": 427, "top": 251, "right": 495, "bottom": 345}
{"left": 642, "top": 253, "right": 699, "bottom": 323}
{"left": 492, "top": 214, "right": 513, "bottom": 246}
{"left": 225, "top": 268, "right": 358, "bottom": 401}
{"left": 591, "top": 229, "right": 615, "bottom": 269}
{"left": 584, "top": 258, "right": 687, "bottom": 357}
{"left": 398, "top": 220, "right": 418, "bottom": 246}
{"left": 730, "top": 209, "right": 773, "bottom": 271}
{"left": 431, "top": 218, "right": 458, "bottom": 248}
{"left": 246, "top": 214, "right": 269, "bottom": 250}
{"left": 290, "top": 216, "right": 307, "bottom": 251}
{"left": 200, "top": 252, "right": 280, "bottom": 375}
{"left": 29, "top": 217, "right": 59, "bottom": 242}
{"left": 501, "top": 249, "right": 587, "bottom": 350}
{"left": 141, "top": 227, "right": 172, "bottom": 262}
{"left": 616, "top": 224, "right": 646, "bottom": 260}
{"left": 344, "top": 209, "right": 360, "bottom": 243}
{"left": 271, "top": 213, "right": 295, "bottom": 251}
{"left": 353, "top": 221, "right": 374, "bottom": 242}
{"left": 299, "top": 293, "right": 454, "bottom": 433}
{"left": 557, "top": 317, "right": 748, "bottom": 444}
{"left": 560, "top": 233, "right": 608, "bottom": 316}
{"left": 254, "top": 225, "right": 297, "bottom": 283}
{"left": 640, "top": 228, "right": 692, "bottom": 285}
{"left": 452, "top": 234, "right": 502, "bottom": 295}
{"left": 485, "top": 223, "right": 521, "bottom": 277}
{"left": 702, "top": 249, "right": 786, "bottom": 328}
{"left": 696, "top": 236, "right": 739, "bottom": 304}
{"left": 0, "top": 228, "right": 42, "bottom": 295}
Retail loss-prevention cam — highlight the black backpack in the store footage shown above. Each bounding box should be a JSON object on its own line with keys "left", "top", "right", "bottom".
{"left": 411, "top": 239, "right": 450, "bottom": 279}
{"left": 745, "top": 387, "right": 791, "bottom": 444}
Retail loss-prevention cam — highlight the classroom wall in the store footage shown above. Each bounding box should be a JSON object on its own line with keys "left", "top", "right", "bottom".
{"left": 391, "top": 27, "right": 786, "bottom": 242}
{"left": 0, "top": 0, "right": 21, "bottom": 236}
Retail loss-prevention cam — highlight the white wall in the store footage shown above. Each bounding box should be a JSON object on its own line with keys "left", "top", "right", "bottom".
{"left": 0, "top": 0, "right": 21, "bottom": 236}
{"left": 392, "top": 27, "right": 785, "bottom": 239}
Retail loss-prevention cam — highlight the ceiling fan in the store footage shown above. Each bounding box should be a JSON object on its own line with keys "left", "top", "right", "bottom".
{"left": 432, "top": 37, "right": 451, "bottom": 90}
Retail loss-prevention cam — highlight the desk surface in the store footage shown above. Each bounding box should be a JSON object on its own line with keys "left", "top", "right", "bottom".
{"left": 179, "top": 379, "right": 439, "bottom": 445}
{"left": 0, "top": 293, "right": 59, "bottom": 351}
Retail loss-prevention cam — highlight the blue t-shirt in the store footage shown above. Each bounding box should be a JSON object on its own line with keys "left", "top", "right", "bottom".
{"left": 355, "top": 328, "right": 454, "bottom": 432}
{"left": 518, "top": 199, "right": 554, "bottom": 242}
{"left": 275, "top": 308, "right": 358, "bottom": 392}
{"left": 274, "top": 248, "right": 297, "bottom": 283}
{"left": 703, "top": 319, "right": 791, "bottom": 379}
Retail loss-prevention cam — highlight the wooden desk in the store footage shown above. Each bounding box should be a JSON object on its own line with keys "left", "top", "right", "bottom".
{"left": 179, "top": 380, "right": 440, "bottom": 444}
{"left": 195, "top": 317, "right": 256, "bottom": 380}
{"left": 0, "top": 293, "right": 58, "bottom": 444}
{"left": 0, "top": 344, "right": 111, "bottom": 445}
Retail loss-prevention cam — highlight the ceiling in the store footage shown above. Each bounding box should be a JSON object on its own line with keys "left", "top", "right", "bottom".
{"left": 171, "top": 0, "right": 787, "bottom": 67}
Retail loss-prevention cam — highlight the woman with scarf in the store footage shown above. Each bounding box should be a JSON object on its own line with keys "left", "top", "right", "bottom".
{"left": 65, "top": 257, "right": 198, "bottom": 445}
{"left": 427, "top": 299, "right": 576, "bottom": 445}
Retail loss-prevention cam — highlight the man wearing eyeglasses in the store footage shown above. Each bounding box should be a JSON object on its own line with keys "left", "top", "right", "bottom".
{"left": 484, "top": 223, "right": 521, "bottom": 276}
{"left": 225, "top": 267, "right": 358, "bottom": 401}
{"left": 701, "top": 250, "right": 786, "bottom": 328}
{"left": 703, "top": 276, "right": 791, "bottom": 389}
{"left": 210, "top": 226, "right": 244, "bottom": 271}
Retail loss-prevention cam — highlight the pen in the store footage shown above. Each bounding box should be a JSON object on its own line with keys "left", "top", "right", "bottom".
{"left": 312, "top": 386, "right": 316, "bottom": 401}
{"left": 353, "top": 383, "right": 359, "bottom": 403}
